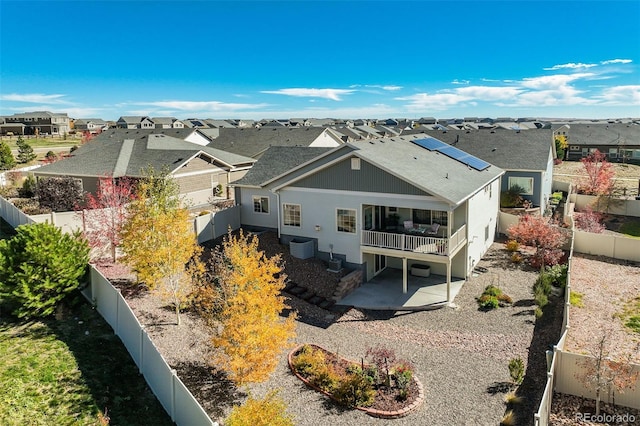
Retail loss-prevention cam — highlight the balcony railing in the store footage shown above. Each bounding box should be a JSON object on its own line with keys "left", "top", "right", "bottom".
{"left": 361, "top": 224, "right": 466, "bottom": 256}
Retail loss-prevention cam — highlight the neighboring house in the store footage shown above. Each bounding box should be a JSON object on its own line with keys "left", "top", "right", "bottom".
{"left": 1, "top": 111, "right": 71, "bottom": 135}
{"left": 232, "top": 134, "right": 504, "bottom": 302}
{"left": 152, "top": 117, "right": 184, "bottom": 129}
{"left": 561, "top": 123, "right": 640, "bottom": 164}
{"left": 419, "top": 128, "right": 556, "bottom": 213}
{"left": 182, "top": 118, "right": 210, "bottom": 128}
{"left": 91, "top": 128, "right": 214, "bottom": 147}
{"left": 73, "top": 118, "right": 109, "bottom": 133}
{"left": 34, "top": 132, "right": 255, "bottom": 206}
{"left": 206, "top": 127, "right": 344, "bottom": 159}
{"left": 116, "top": 116, "right": 154, "bottom": 129}
{"left": 203, "top": 119, "right": 236, "bottom": 129}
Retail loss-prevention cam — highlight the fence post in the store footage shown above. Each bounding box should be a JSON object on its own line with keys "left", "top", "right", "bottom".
{"left": 171, "top": 369, "right": 177, "bottom": 422}
{"left": 139, "top": 325, "right": 145, "bottom": 374}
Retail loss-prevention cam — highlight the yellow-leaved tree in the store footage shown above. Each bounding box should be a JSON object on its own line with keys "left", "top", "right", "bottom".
{"left": 120, "top": 167, "right": 202, "bottom": 325}
{"left": 210, "top": 230, "right": 296, "bottom": 386}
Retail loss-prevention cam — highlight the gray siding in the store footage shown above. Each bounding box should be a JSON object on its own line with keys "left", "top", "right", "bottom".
{"left": 502, "top": 171, "right": 542, "bottom": 207}
{"left": 291, "top": 157, "right": 431, "bottom": 196}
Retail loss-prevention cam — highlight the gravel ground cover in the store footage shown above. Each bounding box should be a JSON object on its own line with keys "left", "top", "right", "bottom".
{"left": 100, "top": 236, "right": 564, "bottom": 426}
{"left": 553, "top": 161, "right": 640, "bottom": 197}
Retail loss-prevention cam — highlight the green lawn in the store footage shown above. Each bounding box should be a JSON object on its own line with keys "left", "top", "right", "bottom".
{"left": 0, "top": 302, "right": 173, "bottom": 426}
{"left": 2, "top": 136, "right": 80, "bottom": 149}
{"left": 619, "top": 220, "right": 640, "bottom": 238}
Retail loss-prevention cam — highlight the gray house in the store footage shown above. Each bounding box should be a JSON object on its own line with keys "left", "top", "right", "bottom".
{"left": 233, "top": 134, "right": 504, "bottom": 302}
{"left": 116, "top": 116, "right": 154, "bottom": 129}
{"left": 34, "top": 132, "right": 255, "bottom": 206}
{"left": 419, "top": 128, "right": 556, "bottom": 213}
{"left": 206, "top": 127, "right": 343, "bottom": 159}
{"left": 562, "top": 123, "right": 640, "bottom": 164}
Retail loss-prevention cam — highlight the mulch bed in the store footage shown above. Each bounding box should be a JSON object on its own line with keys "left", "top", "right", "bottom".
{"left": 289, "top": 344, "right": 423, "bottom": 418}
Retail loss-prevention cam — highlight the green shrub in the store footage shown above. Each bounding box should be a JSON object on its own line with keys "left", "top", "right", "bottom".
{"left": 508, "top": 357, "right": 525, "bottom": 385}
{"left": 292, "top": 345, "right": 325, "bottom": 376}
{"left": 332, "top": 373, "right": 375, "bottom": 408}
{"left": 19, "top": 174, "right": 37, "bottom": 198}
{"left": 226, "top": 390, "right": 293, "bottom": 426}
{"left": 483, "top": 285, "right": 502, "bottom": 297}
{"left": 545, "top": 264, "right": 568, "bottom": 287}
{"left": 534, "top": 307, "right": 543, "bottom": 318}
{"left": 0, "top": 222, "right": 90, "bottom": 318}
{"left": 501, "top": 185, "right": 525, "bottom": 208}
{"left": 478, "top": 294, "right": 499, "bottom": 310}
{"left": 478, "top": 285, "right": 512, "bottom": 310}
{"left": 511, "top": 252, "right": 524, "bottom": 263}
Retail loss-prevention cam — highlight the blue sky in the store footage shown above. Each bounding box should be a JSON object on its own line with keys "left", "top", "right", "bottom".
{"left": 1, "top": 1, "right": 639, "bottom": 121}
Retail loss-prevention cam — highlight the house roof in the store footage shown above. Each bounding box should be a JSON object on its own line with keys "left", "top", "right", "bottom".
{"left": 206, "top": 127, "right": 330, "bottom": 158}
{"left": 117, "top": 116, "right": 150, "bottom": 124}
{"left": 418, "top": 128, "right": 553, "bottom": 171}
{"left": 151, "top": 117, "right": 179, "bottom": 125}
{"left": 35, "top": 132, "right": 255, "bottom": 179}
{"left": 563, "top": 123, "right": 640, "bottom": 147}
{"left": 346, "top": 134, "right": 504, "bottom": 205}
{"left": 233, "top": 146, "right": 333, "bottom": 187}
{"left": 237, "top": 134, "right": 504, "bottom": 206}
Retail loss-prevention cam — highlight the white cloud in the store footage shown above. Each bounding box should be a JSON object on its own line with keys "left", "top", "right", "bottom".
{"left": 601, "top": 59, "right": 632, "bottom": 65}
{"left": 134, "top": 100, "right": 270, "bottom": 112}
{"left": 543, "top": 62, "right": 598, "bottom": 71}
{"left": 0, "top": 93, "right": 69, "bottom": 104}
{"left": 451, "top": 79, "right": 470, "bottom": 85}
{"left": 364, "top": 85, "right": 403, "bottom": 91}
{"left": 520, "top": 73, "right": 594, "bottom": 90}
{"left": 454, "top": 86, "right": 522, "bottom": 100}
{"left": 260, "top": 88, "right": 354, "bottom": 101}
{"left": 396, "top": 92, "right": 474, "bottom": 111}
{"left": 596, "top": 85, "right": 640, "bottom": 105}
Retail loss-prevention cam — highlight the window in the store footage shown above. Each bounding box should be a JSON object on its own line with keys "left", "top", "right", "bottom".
{"left": 508, "top": 177, "right": 534, "bottom": 195}
{"left": 283, "top": 204, "right": 301, "bottom": 227}
{"left": 252, "top": 196, "right": 269, "bottom": 214}
{"left": 608, "top": 148, "right": 617, "bottom": 159}
{"left": 337, "top": 208, "right": 356, "bottom": 233}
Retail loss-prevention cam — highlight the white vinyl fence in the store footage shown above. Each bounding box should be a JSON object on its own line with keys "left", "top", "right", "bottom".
{"left": 535, "top": 186, "right": 640, "bottom": 424}
{"left": 83, "top": 267, "right": 215, "bottom": 426}
{"left": 0, "top": 195, "right": 35, "bottom": 227}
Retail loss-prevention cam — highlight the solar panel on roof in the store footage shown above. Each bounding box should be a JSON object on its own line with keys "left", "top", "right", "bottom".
{"left": 411, "top": 136, "right": 491, "bottom": 171}
{"left": 411, "top": 137, "right": 447, "bottom": 151}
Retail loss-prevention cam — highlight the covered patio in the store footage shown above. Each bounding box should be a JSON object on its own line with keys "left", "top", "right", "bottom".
{"left": 335, "top": 268, "right": 466, "bottom": 311}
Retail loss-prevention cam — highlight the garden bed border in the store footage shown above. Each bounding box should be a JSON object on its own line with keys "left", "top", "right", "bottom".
{"left": 288, "top": 343, "right": 424, "bottom": 419}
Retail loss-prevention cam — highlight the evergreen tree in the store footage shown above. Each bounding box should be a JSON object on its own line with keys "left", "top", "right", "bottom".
{"left": 16, "top": 136, "right": 37, "bottom": 164}
{"left": 0, "top": 222, "right": 90, "bottom": 318}
{"left": 0, "top": 141, "right": 16, "bottom": 170}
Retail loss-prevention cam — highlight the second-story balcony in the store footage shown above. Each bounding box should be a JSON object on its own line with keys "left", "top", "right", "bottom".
{"left": 361, "top": 224, "right": 467, "bottom": 256}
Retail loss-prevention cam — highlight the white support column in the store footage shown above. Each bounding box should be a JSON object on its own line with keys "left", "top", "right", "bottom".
{"left": 446, "top": 260, "right": 452, "bottom": 304}
{"left": 402, "top": 257, "right": 408, "bottom": 294}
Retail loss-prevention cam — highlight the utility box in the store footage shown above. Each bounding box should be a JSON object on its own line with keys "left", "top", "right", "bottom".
{"left": 290, "top": 239, "right": 314, "bottom": 259}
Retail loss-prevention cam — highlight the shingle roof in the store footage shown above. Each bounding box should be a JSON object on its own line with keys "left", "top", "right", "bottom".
{"left": 237, "top": 134, "right": 504, "bottom": 205}
{"left": 564, "top": 123, "right": 640, "bottom": 147}
{"left": 348, "top": 134, "right": 504, "bottom": 205}
{"left": 418, "top": 128, "right": 553, "bottom": 171}
{"left": 35, "top": 132, "right": 254, "bottom": 178}
{"left": 206, "top": 127, "right": 330, "bottom": 158}
{"left": 233, "top": 146, "right": 333, "bottom": 186}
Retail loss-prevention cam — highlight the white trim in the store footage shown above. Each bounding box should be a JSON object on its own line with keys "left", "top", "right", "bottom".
{"left": 173, "top": 168, "right": 223, "bottom": 178}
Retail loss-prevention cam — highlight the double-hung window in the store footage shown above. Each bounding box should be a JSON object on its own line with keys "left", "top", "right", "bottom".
{"left": 283, "top": 204, "right": 301, "bottom": 227}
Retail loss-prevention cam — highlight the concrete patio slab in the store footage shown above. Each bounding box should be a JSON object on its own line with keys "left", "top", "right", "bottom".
{"left": 335, "top": 268, "right": 466, "bottom": 311}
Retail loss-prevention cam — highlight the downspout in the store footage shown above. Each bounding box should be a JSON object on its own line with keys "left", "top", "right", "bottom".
{"left": 275, "top": 190, "right": 281, "bottom": 239}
